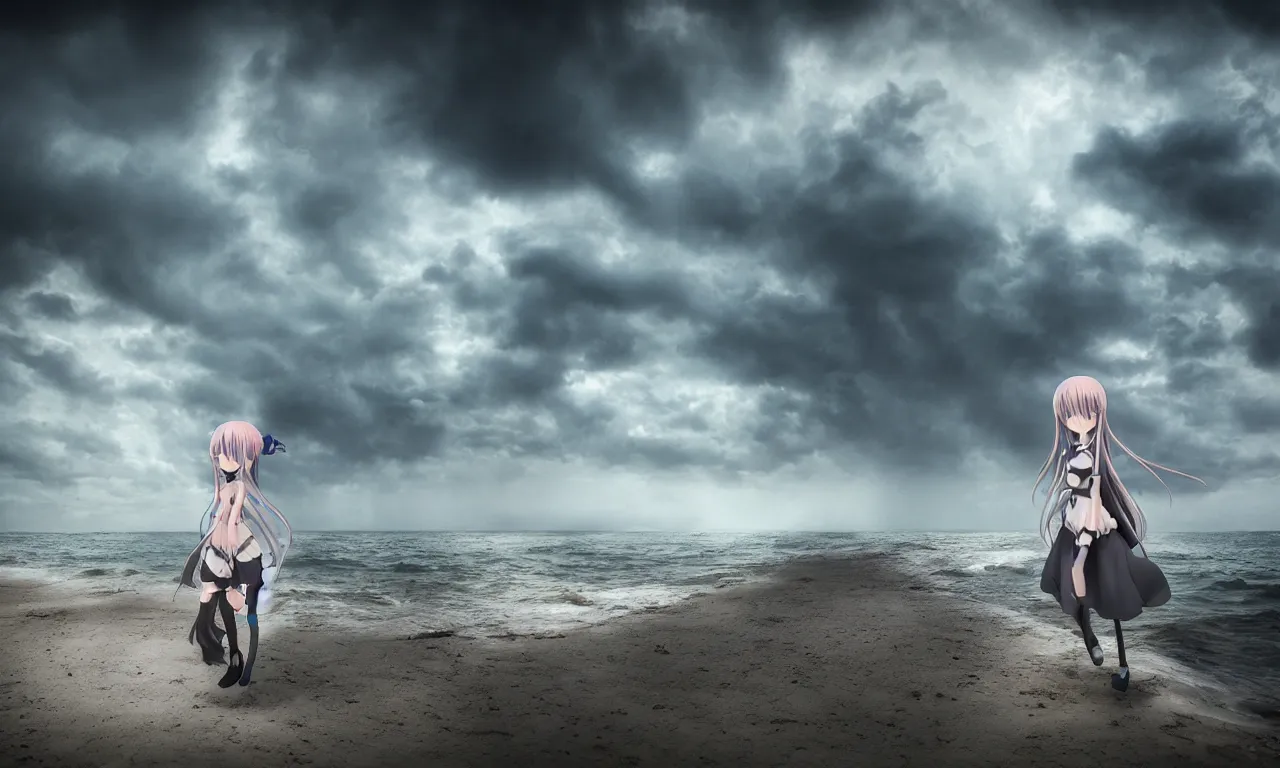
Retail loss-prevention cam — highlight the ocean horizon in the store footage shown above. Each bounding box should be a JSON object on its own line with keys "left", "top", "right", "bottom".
{"left": 4, "top": 527, "right": 1278, "bottom": 534}
{"left": 3, "top": 529, "right": 1277, "bottom": 716}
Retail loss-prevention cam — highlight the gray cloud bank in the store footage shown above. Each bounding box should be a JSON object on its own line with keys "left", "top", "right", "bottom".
{"left": 2, "top": 0, "right": 1278, "bottom": 531}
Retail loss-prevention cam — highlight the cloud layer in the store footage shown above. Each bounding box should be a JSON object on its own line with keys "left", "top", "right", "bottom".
{"left": 3, "top": 0, "right": 1278, "bottom": 531}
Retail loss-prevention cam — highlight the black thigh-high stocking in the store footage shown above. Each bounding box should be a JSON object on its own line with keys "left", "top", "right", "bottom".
{"left": 1072, "top": 543, "right": 1103, "bottom": 666}
{"left": 191, "top": 598, "right": 225, "bottom": 665}
{"left": 240, "top": 581, "right": 262, "bottom": 686}
{"left": 1111, "top": 620, "right": 1130, "bottom": 691}
{"left": 1074, "top": 602, "right": 1103, "bottom": 666}
{"left": 238, "top": 557, "right": 265, "bottom": 687}
{"left": 216, "top": 593, "right": 244, "bottom": 688}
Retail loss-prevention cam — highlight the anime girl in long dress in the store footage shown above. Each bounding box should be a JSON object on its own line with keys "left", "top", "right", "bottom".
{"left": 176, "top": 421, "right": 292, "bottom": 687}
{"left": 1034, "top": 376, "right": 1204, "bottom": 690}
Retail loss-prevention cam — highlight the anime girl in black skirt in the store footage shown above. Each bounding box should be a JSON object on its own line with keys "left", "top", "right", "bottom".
{"left": 1034, "top": 376, "right": 1204, "bottom": 690}
{"left": 176, "top": 421, "right": 292, "bottom": 688}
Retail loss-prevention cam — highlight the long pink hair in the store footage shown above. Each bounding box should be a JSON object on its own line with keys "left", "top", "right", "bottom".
{"left": 1032, "top": 376, "right": 1204, "bottom": 554}
{"left": 207, "top": 421, "right": 292, "bottom": 571}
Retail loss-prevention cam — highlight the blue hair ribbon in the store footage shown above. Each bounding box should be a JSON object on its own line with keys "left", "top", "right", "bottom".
{"left": 262, "top": 434, "right": 286, "bottom": 455}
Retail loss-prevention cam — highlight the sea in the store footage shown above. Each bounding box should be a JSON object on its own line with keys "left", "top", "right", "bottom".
{"left": 1, "top": 530, "right": 1277, "bottom": 716}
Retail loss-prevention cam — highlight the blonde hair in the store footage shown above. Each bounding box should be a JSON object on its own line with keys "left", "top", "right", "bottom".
{"left": 1032, "top": 376, "right": 1204, "bottom": 554}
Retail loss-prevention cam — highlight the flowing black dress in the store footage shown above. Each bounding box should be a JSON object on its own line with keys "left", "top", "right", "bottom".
{"left": 1039, "top": 439, "right": 1171, "bottom": 621}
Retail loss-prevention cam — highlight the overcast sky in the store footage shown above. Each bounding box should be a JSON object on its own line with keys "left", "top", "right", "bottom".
{"left": 2, "top": 0, "right": 1278, "bottom": 533}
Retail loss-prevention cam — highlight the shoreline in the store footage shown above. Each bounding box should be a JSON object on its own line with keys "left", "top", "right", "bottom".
{"left": 0, "top": 550, "right": 792, "bottom": 642}
{"left": 2, "top": 554, "right": 1278, "bottom": 767}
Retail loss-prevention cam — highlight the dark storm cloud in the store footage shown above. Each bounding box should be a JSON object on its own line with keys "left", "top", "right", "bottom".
{"left": 0, "top": 2, "right": 238, "bottom": 299}
{"left": 1232, "top": 395, "right": 1280, "bottom": 435}
{"left": 0, "top": 152, "right": 246, "bottom": 321}
{"left": 0, "top": 0, "right": 909, "bottom": 487}
{"left": 1069, "top": 105, "right": 1280, "bottom": 469}
{"left": 1072, "top": 122, "right": 1280, "bottom": 251}
{"left": 1213, "top": 266, "right": 1280, "bottom": 369}
{"left": 0, "top": 1, "right": 453, "bottom": 481}
{"left": 263, "top": 0, "right": 895, "bottom": 202}
{"left": 0, "top": 416, "right": 122, "bottom": 487}
{"left": 433, "top": 245, "right": 718, "bottom": 469}
{"left": 168, "top": 285, "right": 451, "bottom": 476}
{"left": 242, "top": 52, "right": 412, "bottom": 294}
{"left": 23, "top": 292, "right": 79, "bottom": 321}
{"left": 1155, "top": 313, "right": 1230, "bottom": 364}
{"left": 0, "top": 441, "right": 53, "bottom": 485}
{"left": 1039, "top": 0, "right": 1280, "bottom": 100}
{"left": 0, "top": 327, "right": 112, "bottom": 401}
{"left": 506, "top": 249, "right": 693, "bottom": 317}
{"left": 1044, "top": 0, "right": 1280, "bottom": 39}
{"left": 432, "top": 92, "right": 1184, "bottom": 476}
{"left": 495, "top": 247, "right": 694, "bottom": 371}
{"left": 609, "top": 84, "right": 1187, "bottom": 472}
{"left": 1073, "top": 121, "right": 1280, "bottom": 371}
{"left": 2, "top": 0, "right": 1275, "bottom": 506}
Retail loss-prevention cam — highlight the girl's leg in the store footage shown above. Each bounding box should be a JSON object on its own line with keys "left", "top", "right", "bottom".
{"left": 216, "top": 591, "right": 244, "bottom": 688}
{"left": 1072, "top": 537, "right": 1104, "bottom": 666}
{"left": 1111, "top": 620, "right": 1130, "bottom": 691}
{"left": 237, "top": 557, "right": 265, "bottom": 686}
{"left": 190, "top": 582, "right": 226, "bottom": 665}
{"left": 1071, "top": 537, "right": 1089, "bottom": 598}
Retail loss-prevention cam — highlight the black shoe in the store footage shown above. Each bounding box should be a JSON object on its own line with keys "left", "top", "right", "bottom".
{"left": 218, "top": 650, "right": 244, "bottom": 688}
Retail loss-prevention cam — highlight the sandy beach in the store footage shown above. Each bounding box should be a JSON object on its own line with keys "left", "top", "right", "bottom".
{"left": 1, "top": 554, "right": 1277, "bottom": 768}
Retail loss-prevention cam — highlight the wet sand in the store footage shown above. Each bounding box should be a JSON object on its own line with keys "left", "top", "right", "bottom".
{"left": 2, "top": 554, "right": 1277, "bottom": 767}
